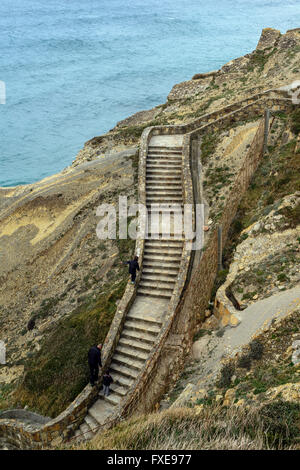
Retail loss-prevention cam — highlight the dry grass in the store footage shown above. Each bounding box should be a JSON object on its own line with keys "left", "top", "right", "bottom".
{"left": 75, "top": 402, "right": 300, "bottom": 451}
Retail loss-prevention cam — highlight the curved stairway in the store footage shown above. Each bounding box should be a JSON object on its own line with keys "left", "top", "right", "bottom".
{"left": 75, "top": 135, "right": 185, "bottom": 441}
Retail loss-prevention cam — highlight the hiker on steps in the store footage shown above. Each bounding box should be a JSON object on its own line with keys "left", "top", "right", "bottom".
{"left": 102, "top": 370, "right": 113, "bottom": 396}
{"left": 123, "top": 256, "right": 140, "bottom": 284}
{"left": 88, "top": 344, "right": 102, "bottom": 387}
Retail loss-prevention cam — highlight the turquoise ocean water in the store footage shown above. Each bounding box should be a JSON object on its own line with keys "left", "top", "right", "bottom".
{"left": 0, "top": 0, "right": 299, "bottom": 186}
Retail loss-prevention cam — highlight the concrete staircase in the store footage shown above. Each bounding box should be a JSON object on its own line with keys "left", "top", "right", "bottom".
{"left": 74, "top": 135, "right": 185, "bottom": 442}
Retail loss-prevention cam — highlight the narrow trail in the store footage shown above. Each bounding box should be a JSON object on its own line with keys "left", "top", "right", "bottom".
{"left": 172, "top": 284, "right": 300, "bottom": 404}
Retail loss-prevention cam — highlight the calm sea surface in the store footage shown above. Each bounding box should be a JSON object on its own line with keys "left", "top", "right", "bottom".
{"left": 0, "top": 0, "right": 299, "bottom": 186}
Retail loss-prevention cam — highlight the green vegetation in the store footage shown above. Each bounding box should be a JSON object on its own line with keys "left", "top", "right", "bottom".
{"left": 117, "top": 117, "right": 169, "bottom": 141}
{"left": 193, "top": 329, "right": 212, "bottom": 341}
{"left": 204, "top": 166, "right": 234, "bottom": 200}
{"left": 13, "top": 279, "right": 127, "bottom": 418}
{"left": 200, "top": 132, "right": 219, "bottom": 165}
{"left": 291, "top": 108, "right": 300, "bottom": 135}
{"left": 77, "top": 400, "right": 300, "bottom": 450}
{"left": 217, "top": 363, "right": 235, "bottom": 388}
{"left": 247, "top": 48, "right": 277, "bottom": 72}
{"left": 29, "top": 297, "right": 60, "bottom": 324}
{"left": 0, "top": 383, "right": 15, "bottom": 411}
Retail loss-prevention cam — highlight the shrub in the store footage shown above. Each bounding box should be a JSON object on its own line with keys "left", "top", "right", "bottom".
{"left": 259, "top": 400, "right": 300, "bottom": 448}
{"left": 291, "top": 109, "right": 300, "bottom": 134}
{"left": 237, "top": 354, "right": 252, "bottom": 370}
{"left": 249, "top": 340, "right": 264, "bottom": 360}
{"left": 217, "top": 363, "right": 235, "bottom": 388}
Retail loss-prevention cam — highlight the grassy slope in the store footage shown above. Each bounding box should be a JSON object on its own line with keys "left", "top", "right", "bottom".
{"left": 13, "top": 279, "right": 127, "bottom": 418}
{"left": 78, "top": 400, "right": 300, "bottom": 450}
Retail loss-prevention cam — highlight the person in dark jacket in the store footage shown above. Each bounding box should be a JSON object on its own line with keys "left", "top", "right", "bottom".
{"left": 88, "top": 344, "right": 102, "bottom": 386}
{"left": 124, "top": 256, "right": 140, "bottom": 284}
{"left": 102, "top": 370, "right": 113, "bottom": 396}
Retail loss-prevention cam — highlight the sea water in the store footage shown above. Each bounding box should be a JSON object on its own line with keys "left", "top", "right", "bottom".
{"left": 0, "top": 0, "right": 299, "bottom": 186}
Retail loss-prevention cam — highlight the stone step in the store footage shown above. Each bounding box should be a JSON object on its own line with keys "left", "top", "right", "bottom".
{"left": 142, "top": 260, "right": 181, "bottom": 270}
{"left": 146, "top": 181, "right": 182, "bottom": 188}
{"left": 144, "top": 239, "right": 184, "bottom": 247}
{"left": 99, "top": 390, "right": 121, "bottom": 407}
{"left": 109, "top": 382, "right": 131, "bottom": 397}
{"left": 79, "top": 422, "right": 95, "bottom": 440}
{"left": 126, "top": 311, "right": 163, "bottom": 326}
{"left": 147, "top": 197, "right": 183, "bottom": 203}
{"left": 147, "top": 205, "right": 183, "bottom": 212}
{"left": 109, "top": 370, "right": 135, "bottom": 388}
{"left": 146, "top": 179, "right": 182, "bottom": 185}
{"left": 127, "top": 311, "right": 162, "bottom": 330}
{"left": 147, "top": 157, "right": 182, "bottom": 164}
{"left": 147, "top": 162, "right": 182, "bottom": 169}
{"left": 146, "top": 175, "right": 182, "bottom": 181}
{"left": 113, "top": 353, "right": 144, "bottom": 371}
{"left": 147, "top": 185, "right": 182, "bottom": 191}
{"left": 119, "top": 336, "right": 154, "bottom": 354}
{"left": 143, "top": 254, "right": 182, "bottom": 263}
{"left": 115, "top": 344, "right": 148, "bottom": 362}
{"left": 146, "top": 232, "right": 185, "bottom": 239}
{"left": 144, "top": 247, "right": 182, "bottom": 256}
{"left": 145, "top": 235, "right": 185, "bottom": 241}
{"left": 147, "top": 156, "right": 182, "bottom": 162}
{"left": 146, "top": 168, "right": 182, "bottom": 175}
{"left": 125, "top": 319, "right": 161, "bottom": 335}
{"left": 139, "top": 280, "right": 175, "bottom": 292}
{"left": 121, "top": 328, "right": 157, "bottom": 345}
{"left": 146, "top": 190, "right": 183, "bottom": 197}
{"left": 142, "top": 266, "right": 179, "bottom": 276}
{"left": 110, "top": 361, "right": 140, "bottom": 380}
{"left": 143, "top": 254, "right": 181, "bottom": 263}
{"left": 138, "top": 288, "right": 172, "bottom": 299}
{"left": 74, "top": 429, "right": 84, "bottom": 442}
{"left": 84, "top": 414, "right": 99, "bottom": 433}
{"left": 142, "top": 273, "right": 176, "bottom": 284}
{"left": 148, "top": 147, "right": 182, "bottom": 153}
{"left": 147, "top": 152, "right": 182, "bottom": 157}
{"left": 147, "top": 190, "right": 183, "bottom": 197}
{"left": 88, "top": 398, "right": 116, "bottom": 425}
